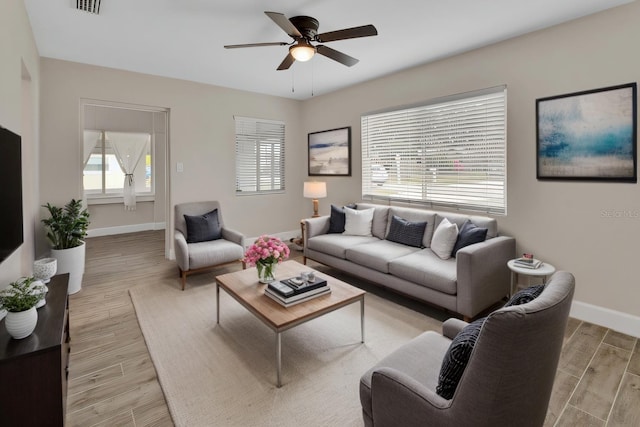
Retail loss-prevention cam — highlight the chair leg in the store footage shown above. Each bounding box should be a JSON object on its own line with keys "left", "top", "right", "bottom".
{"left": 242, "top": 261, "right": 247, "bottom": 270}
{"left": 181, "top": 271, "right": 187, "bottom": 291}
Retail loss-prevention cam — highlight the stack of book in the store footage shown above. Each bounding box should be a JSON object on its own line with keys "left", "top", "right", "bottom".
{"left": 514, "top": 257, "right": 542, "bottom": 269}
{"left": 265, "top": 276, "right": 331, "bottom": 307}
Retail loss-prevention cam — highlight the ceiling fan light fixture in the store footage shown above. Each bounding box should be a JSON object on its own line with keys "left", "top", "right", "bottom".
{"left": 290, "top": 42, "right": 316, "bottom": 62}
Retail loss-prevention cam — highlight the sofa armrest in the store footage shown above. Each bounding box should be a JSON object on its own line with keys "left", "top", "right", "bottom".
{"left": 442, "top": 318, "right": 469, "bottom": 340}
{"left": 456, "top": 235, "right": 515, "bottom": 319}
{"left": 371, "top": 367, "right": 451, "bottom": 427}
{"left": 221, "top": 227, "right": 245, "bottom": 247}
{"left": 303, "top": 216, "right": 330, "bottom": 243}
{"left": 174, "top": 230, "right": 189, "bottom": 271}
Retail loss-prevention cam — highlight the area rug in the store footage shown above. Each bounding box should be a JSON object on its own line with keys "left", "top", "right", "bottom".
{"left": 130, "top": 278, "right": 442, "bottom": 427}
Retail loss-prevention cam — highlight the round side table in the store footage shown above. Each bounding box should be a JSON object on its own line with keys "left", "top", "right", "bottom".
{"left": 507, "top": 259, "right": 556, "bottom": 296}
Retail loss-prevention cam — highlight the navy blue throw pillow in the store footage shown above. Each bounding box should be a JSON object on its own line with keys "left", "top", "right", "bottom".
{"left": 184, "top": 209, "right": 221, "bottom": 243}
{"left": 451, "top": 220, "right": 488, "bottom": 257}
{"left": 436, "top": 317, "right": 485, "bottom": 400}
{"left": 385, "top": 215, "right": 427, "bottom": 248}
{"left": 328, "top": 204, "right": 357, "bottom": 234}
{"left": 504, "top": 285, "right": 545, "bottom": 307}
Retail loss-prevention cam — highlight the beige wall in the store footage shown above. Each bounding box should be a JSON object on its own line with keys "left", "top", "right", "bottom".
{"left": 303, "top": 2, "right": 640, "bottom": 323}
{"left": 39, "top": 59, "right": 306, "bottom": 253}
{"left": 0, "top": 0, "right": 40, "bottom": 286}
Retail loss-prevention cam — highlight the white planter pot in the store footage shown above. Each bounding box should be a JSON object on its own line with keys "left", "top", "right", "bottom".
{"left": 5, "top": 307, "right": 38, "bottom": 339}
{"left": 51, "top": 241, "right": 86, "bottom": 295}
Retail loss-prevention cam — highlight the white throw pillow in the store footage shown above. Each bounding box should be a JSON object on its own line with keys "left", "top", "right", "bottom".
{"left": 343, "top": 207, "right": 374, "bottom": 237}
{"left": 431, "top": 218, "right": 459, "bottom": 260}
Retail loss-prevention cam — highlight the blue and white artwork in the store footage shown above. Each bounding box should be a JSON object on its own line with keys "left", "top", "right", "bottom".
{"left": 308, "top": 127, "right": 351, "bottom": 176}
{"left": 537, "top": 84, "right": 636, "bottom": 181}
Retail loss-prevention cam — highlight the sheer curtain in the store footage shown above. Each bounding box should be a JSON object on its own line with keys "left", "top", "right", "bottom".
{"left": 105, "top": 131, "right": 150, "bottom": 211}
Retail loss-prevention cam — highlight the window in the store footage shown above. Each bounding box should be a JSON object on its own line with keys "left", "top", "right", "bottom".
{"left": 361, "top": 86, "right": 507, "bottom": 214}
{"left": 235, "top": 116, "right": 285, "bottom": 194}
{"left": 83, "top": 131, "right": 153, "bottom": 198}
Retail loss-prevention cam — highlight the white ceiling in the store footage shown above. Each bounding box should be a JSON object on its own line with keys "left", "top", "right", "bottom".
{"left": 25, "top": 0, "right": 633, "bottom": 100}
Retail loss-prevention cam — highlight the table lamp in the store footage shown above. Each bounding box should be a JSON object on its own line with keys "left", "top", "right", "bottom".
{"left": 303, "top": 181, "right": 327, "bottom": 217}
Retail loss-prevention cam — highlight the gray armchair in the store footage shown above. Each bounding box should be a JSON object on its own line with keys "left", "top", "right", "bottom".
{"left": 174, "top": 201, "right": 245, "bottom": 290}
{"left": 360, "top": 271, "right": 575, "bottom": 427}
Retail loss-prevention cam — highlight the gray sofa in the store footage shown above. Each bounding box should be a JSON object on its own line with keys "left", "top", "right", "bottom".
{"left": 303, "top": 203, "right": 515, "bottom": 319}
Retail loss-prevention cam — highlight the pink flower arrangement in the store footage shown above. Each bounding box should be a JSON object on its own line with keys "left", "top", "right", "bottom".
{"left": 243, "top": 235, "right": 290, "bottom": 267}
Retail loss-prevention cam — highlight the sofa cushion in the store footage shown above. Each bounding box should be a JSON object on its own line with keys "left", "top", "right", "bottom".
{"left": 184, "top": 209, "right": 221, "bottom": 243}
{"left": 346, "top": 240, "right": 420, "bottom": 274}
{"left": 436, "top": 317, "right": 485, "bottom": 399}
{"left": 437, "top": 213, "right": 498, "bottom": 239}
{"left": 307, "top": 234, "right": 378, "bottom": 259}
{"left": 388, "top": 250, "right": 457, "bottom": 295}
{"left": 451, "top": 220, "right": 488, "bottom": 257}
{"left": 386, "top": 215, "right": 428, "bottom": 248}
{"left": 431, "top": 218, "right": 458, "bottom": 260}
{"left": 344, "top": 207, "right": 374, "bottom": 236}
{"left": 328, "top": 204, "right": 357, "bottom": 234}
{"left": 505, "top": 285, "right": 545, "bottom": 307}
{"left": 357, "top": 203, "right": 390, "bottom": 239}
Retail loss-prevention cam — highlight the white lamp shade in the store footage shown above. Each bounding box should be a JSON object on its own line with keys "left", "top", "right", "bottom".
{"left": 303, "top": 181, "right": 327, "bottom": 199}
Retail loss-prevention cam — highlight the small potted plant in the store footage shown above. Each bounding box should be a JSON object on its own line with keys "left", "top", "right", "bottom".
{"left": 0, "top": 277, "right": 45, "bottom": 339}
{"left": 41, "top": 199, "right": 90, "bottom": 294}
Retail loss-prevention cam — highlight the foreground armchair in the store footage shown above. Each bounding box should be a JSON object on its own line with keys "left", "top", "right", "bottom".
{"left": 174, "top": 201, "right": 245, "bottom": 290}
{"left": 360, "top": 271, "right": 575, "bottom": 427}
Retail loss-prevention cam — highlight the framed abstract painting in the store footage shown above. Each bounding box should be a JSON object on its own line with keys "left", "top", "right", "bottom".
{"left": 536, "top": 83, "right": 637, "bottom": 182}
{"left": 308, "top": 126, "right": 351, "bottom": 176}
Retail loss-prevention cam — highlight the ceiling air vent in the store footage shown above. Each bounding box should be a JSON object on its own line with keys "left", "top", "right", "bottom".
{"left": 76, "top": 0, "right": 101, "bottom": 15}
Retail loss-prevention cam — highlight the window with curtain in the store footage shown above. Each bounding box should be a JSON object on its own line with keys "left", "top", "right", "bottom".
{"left": 235, "top": 116, "right": 285, "bottom": 195}
{"left": 361, "top": 86, "right": 507, "bottom": 215}
{"left": 83, "top": 130, "right": 153, "bottom": 200}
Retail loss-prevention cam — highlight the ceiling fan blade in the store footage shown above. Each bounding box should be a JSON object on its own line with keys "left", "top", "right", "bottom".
{"left": 277, "top": 53, "right": 295, "bottom": 70}
{"left": 316, "top": 24, "right": 378, "bottom": 43}
{"left": 265, "top": 11, "right": 302, "bottom": 38}
{"left": 316, "top": 45, "right": 359, "bottom": 67}
{"left": 224, "top": 42, "right": 288, "bottom": 49}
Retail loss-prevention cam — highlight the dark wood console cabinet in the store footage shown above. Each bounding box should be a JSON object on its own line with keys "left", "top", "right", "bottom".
{"left": 0, "top": 274, "right": 70, "bottom": 426}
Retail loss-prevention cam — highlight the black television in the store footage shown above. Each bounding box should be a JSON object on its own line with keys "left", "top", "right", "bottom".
{"left": 0, "top": 126, "right": 23, "bottom": 263}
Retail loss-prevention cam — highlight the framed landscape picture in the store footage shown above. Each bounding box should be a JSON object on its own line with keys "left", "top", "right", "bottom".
{"left": 308, "top": 127, "right": 351, "bottom": 176}
{"left": 536, "top": 83, "right": 637, "bottom": 182}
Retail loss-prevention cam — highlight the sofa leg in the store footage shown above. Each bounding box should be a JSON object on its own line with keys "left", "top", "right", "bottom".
{"left": 463, "top": 315, "right": 471, "bottom": 322}
{"left": 303, "top": 256, "right": 307, "bottom": 265}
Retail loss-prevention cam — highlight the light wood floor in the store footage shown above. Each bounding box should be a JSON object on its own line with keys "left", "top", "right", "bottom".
{"left": 66, "top": 231, "right": 640, "bottom": 426}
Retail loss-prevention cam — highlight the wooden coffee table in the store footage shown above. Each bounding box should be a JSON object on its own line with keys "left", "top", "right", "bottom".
{"left": 215, "top": 260, "right": 366, "bottom": 387}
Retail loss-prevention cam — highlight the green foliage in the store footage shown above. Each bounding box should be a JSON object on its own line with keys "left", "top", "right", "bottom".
{"left": 42, "top": 199, "right": 90, "bottom": 250}
{"left": 0, "top": 277, "right": 44, "bottom": 313}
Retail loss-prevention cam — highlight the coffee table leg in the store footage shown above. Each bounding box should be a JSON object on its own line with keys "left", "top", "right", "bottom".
{"left": 216, "top": 283, "right": 220, "bottom": 324}
{"left": 276, "top": 331, "right": 282, "bottom": 388}
{"left": 361, "top": 297, "right": 365, "bottom": 343}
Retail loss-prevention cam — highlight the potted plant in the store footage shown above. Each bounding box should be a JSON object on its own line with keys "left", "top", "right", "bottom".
{"left": 0, "top": 277, "right": 45, "bottom": 339}
{"left": 41, "top": 199, "right": 90, "bottom": 294}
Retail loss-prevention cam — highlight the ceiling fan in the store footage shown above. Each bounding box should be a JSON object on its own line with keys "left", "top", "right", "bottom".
{"left": 224, "top": 11, "right": 378, "bottom": 70}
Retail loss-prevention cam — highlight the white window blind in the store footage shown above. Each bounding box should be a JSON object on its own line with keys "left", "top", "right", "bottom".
{"left": 235, "top": 116, "right": 285, "bottom": 195}
{"left": 361, "top": 86, "right": 507, "bottom": 214}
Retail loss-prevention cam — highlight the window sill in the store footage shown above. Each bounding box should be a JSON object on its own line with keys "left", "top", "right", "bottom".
{"left": 87, "top": 195, "right": 155, "bottom": 205}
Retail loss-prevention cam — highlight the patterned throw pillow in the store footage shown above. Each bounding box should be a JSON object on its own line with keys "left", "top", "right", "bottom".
{"left": 184, "top": 209, "right": 221, "bottom": 243}
{"left": 385, "top": 215, "right": 427, "bottom": 248}
{"left": 504, "top": 285, "right": 545, "bottom": 307}
{"left": 451, "top": 220, "right": 488, "bottom": 257}
{"left": 328, "top": 204, "right": 357, "bottom": 234}
{"left": 436, "top": 317, "right": 486, "bottom": 399}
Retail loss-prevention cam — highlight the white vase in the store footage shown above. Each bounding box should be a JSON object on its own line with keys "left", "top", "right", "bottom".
{"left": 5, "top": 307, "right": 38, "bottom": 339}
{"left": 51, "top": 241, "right": 85, "bottom": 295}
{"left": 33, "top": 257, "right": 58, "bottom": 283}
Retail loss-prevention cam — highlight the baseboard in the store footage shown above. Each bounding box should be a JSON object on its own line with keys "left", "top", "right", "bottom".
{"left": 570, "top": 300, "right": 640, "bottom": 338}
{"left": 87, "top": 222, "right": 166, "bottom": 237}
